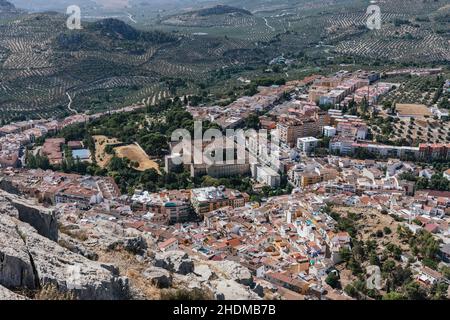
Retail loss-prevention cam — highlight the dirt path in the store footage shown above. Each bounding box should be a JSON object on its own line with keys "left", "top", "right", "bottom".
{"left": 66, "top": 92, "right": 78, "bottom": 114}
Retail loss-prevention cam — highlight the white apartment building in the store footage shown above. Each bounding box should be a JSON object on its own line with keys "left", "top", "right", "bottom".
{"left": 297, "top": 137, "right": 319, "bottom": 154}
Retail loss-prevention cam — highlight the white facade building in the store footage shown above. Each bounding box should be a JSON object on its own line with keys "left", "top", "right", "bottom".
{"left": 323, "top": 126, "right": 337, "bottom": 137}
{"left": 297, "top": 137, "right": 319, "bottom": 154}
{"left": 252, "top": 165, "right": 281, "bottom": 188}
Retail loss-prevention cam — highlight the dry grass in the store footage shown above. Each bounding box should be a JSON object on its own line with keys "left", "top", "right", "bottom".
{"left": 333, "top": 206, "right": 410, "bottom": 255}
{"left": 94, "top": 135, "right": 160, "bottom": 172}
{"left": 59, "top": 226, "right": 90, "bottom": 242}
{"left": 34, "top": 284, "right": 76, "bottom": 300}
{"left": 114, "top": 144, "right": 160, "bottom": 173}
{"left": 160, "top": 288, "right": 213, "bottom": 300}
{"left": 396, "top": 103, "right": 432, "bottom": 117}
{"left": 93, "top": 135, "right": 120, "bottom": 168}
{"left": 96, "top": 250, "right": 161, "bottom": 300}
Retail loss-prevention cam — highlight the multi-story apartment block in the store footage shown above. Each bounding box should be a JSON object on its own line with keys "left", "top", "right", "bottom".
{"left": 190, "top": 186, "right": 249, "bottom": 215}
{"left": 419, "top": 144, "right": 450, "bottom": 161}
{"left": 132, "top": 190, "right": 192, "bottom": 224}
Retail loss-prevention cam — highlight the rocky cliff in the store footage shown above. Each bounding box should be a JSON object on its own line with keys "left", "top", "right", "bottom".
{"left": 0, "top": 196, "right": 130, "bottom": 300}
{"left": 0, "top": 191, "right": 58, "bottom": 241}
{"left": 0, "top": 285, "right": 27, "bottom": 300}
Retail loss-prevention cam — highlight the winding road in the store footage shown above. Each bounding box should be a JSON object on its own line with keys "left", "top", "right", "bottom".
{"left": 66, "top": 92, "right": 78, "bottom": 114}
{"left": 127, "top": 12, "right": 137, "bottom": 24}
{"left": 263, "top": 17, "right": 275, "bottom": 31}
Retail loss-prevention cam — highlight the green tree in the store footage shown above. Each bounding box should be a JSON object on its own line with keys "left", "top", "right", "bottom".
{"left": 325, "top": 271, "right": 341, "bottom": 289}
{"left": 382, "top": 292, "right": 405, "bottom": 300}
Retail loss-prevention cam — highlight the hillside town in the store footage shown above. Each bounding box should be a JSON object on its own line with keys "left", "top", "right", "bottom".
{"left": 1, "top": 67, "right": 450, "bottom": 300}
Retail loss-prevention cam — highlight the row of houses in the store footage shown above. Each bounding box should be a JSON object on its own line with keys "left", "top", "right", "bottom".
{"left": 131, "top": 186, "right": 250, "bottom": 224}
{"left": 0, "top": 168, "right": 120, "bottom": 209}
{"left": 330, "top": 139, "right": 450, "bottom": 161}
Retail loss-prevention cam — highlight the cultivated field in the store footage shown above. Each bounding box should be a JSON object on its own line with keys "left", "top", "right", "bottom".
{"left": 1, "top": 0, "right": 449, "bottom": 124}
{"left": 381, "top": 74, "right": 448, "bottom": 107}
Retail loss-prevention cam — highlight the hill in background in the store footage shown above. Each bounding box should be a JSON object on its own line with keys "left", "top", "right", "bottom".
{"left": 161, "top": 5, "right": 253, "bottom": 27}
{"left": 0, "top": 0, "right": 448, "bottom": 125}
{"left": 0, "top": 0, "right": 18, "bottom": 13}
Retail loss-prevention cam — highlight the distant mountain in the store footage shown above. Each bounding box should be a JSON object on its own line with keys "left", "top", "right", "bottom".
{"left": 194, "top": 5, "right": 252, "bottom": 17}
{"left": 0, "top": 0, "right": 448, "bottom": 125}
{"left": 56, "top": 18, "right": 177, "bottom": 51}
{"left": 0, "top": 12, "right": 257, "bottom": 122}
{"left": 90, "top": 18, "right": 142, "bottom": 40}
{"left": 0, "top": 0, "right": 15, "bottom": 12}
{"left": 161, "top": 4, "right": 254, "bottom": 27}
{"left": 7, "top": 0, "right": 95, "bottom": 12}
{"left": 88, "top": 18, "right": 177, "bottom": 43}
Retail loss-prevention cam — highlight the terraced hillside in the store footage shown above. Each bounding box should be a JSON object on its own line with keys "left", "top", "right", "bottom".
{"left": 0, "top": 14, "right": 166, "bottom": 122}
{"left": 0, "top": 12, "right": 261, "bottom": 123}
{"left": 152, "top": 0, "right": 449, "bottom": 60}
{"left": 0, "top": 0, "right": 15, "bottom": 11}
{"left": 329, "top": 1, "right": 450, "bottom": 62}
{"left": 0, "top": 0, "right": 449, "bottom": 124}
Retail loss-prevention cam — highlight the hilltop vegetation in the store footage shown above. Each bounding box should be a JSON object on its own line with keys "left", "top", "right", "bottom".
{"left": 88, "top": 19, "right": 177, "bottom": 43}
{"left": 55, "top": 18, "right": 177, "bottom": 51}
{"left": 161, "top": 5, "right": 254, "bottom": 27}
{"left": 196, "top": 5, "right": 252, "bottom": 17}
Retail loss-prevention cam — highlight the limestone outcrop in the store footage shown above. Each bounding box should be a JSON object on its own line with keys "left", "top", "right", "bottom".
{"left": 212, "top": 260, "right": 253, "bottom": 286}
{"left": 211, "top": 279, "right": 261, "bottom": 300}
{"left": 19, "top": 221, "right": 130, "bottom": 300}
{"left": 0, "top": 285, "right": 27, "bottom": 300}
{"left": 0, "top": 215, "right": 37, "bottom": 290}
{"left": 1, "top": 191, "right": 58, "bottom": 241}
{"left": 150, "top": 251, "right": 261, "bottom": 300}
{"left": 58, "top": 233, "right": 99, "bottom": 261}
{"left": 107, "top": 234, "right": 148, "bottom": 255}
{"left": 75, "top": 220, "right": 150, "bottom": 256}
{"left": 143, "top": 267, "right": 172, "bottom": 288}
{"left": 0, "top": 214, "right": 130, "bottom": 300}
{"left": 154, "top": 250, "right": 195, "bottom": 275}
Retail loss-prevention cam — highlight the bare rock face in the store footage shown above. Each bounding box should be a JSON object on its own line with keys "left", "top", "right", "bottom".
{"left": 154, "top": 250, "right": 194, "bottom": 275}
{"left": 0, "top": 213, "right": 130, "bottom": 300}
{"left": 193, "top": 264, "right": 214, "bottom": 282}
{"left": 172, "top": 273, "right": 203, "bottom": 291}
{"left": 210, "top": 279, "right": 261, "bottom": 300}
{"left": 58, "top": 233, "right": 99, "bottom": 261}
{"left": 0, "top": 199, "right": 17, "bottom": 217}
{"left": 77, "top": 221, "right": 149, "bottom": 256}
{"left": 12, "top": 200, "right": 58, "bottom": 241}
{"left": 0, "top": 285, "right": 27, "bottom": 300}
{"left": 18, "top": 222, "right": 130, "bottom": 300}
{"left": 107, "top": 235, "right": 148, "bottom": 255}
{"left": 1, "top": 191, "right": 58, "bottom": 241}
{"left": 0, "top": 215, "right": 37, "bottom": 290}
{"left": 212, "top": 260, "right": 253, "bottom": 286}
{"left": 143, "top": 266, "right": 172, "bottom": 288}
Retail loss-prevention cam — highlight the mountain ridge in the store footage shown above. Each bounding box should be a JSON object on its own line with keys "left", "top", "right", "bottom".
{"left": 0, "top": 0, "right": 15, "bottom": 12}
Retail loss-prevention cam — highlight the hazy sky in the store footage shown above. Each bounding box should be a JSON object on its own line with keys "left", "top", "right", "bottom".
{"left": 11, "top": 0, "right": 128, "bottom": 9}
